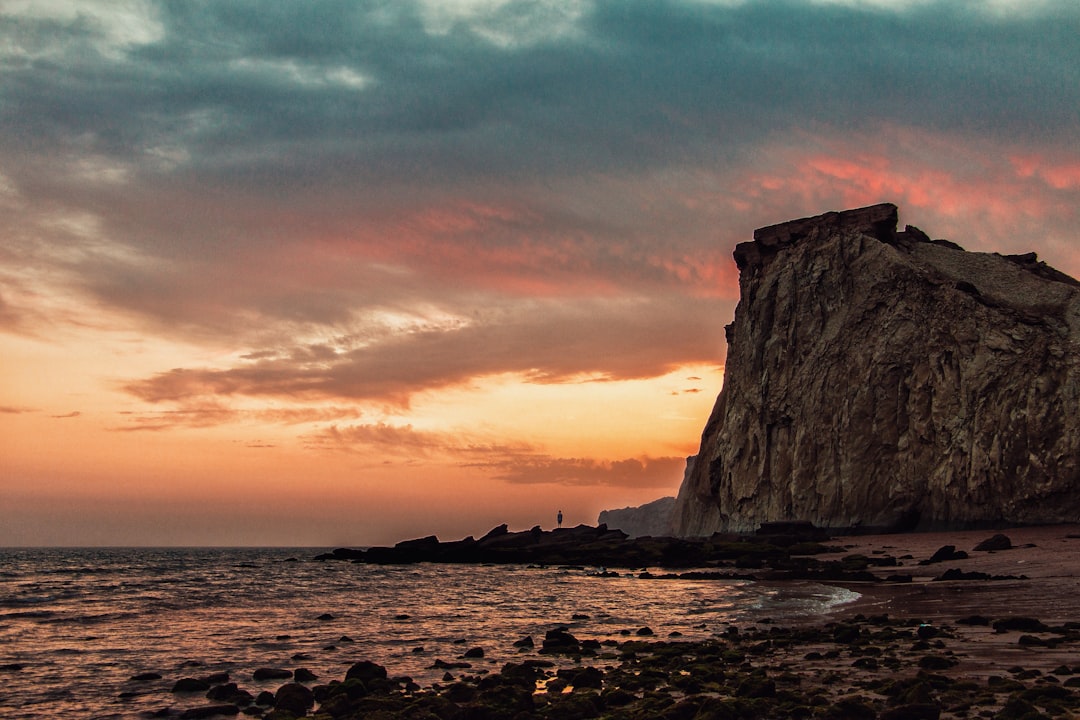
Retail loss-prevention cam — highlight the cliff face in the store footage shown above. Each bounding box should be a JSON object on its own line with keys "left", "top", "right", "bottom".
{"left": 672, "top": 203, "right": 1080, "bottom": 535}
{"left": 597, "top": 496, "right": 676, "bottom": 538}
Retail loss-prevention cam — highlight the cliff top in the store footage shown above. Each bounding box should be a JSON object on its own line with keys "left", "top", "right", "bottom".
{"left": 733, "top": 202, "right": 1079, "bottom": 326}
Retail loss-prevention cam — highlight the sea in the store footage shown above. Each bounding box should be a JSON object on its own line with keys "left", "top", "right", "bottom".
{"left": 0, "top": 547, "right": 860, "bottom": 718}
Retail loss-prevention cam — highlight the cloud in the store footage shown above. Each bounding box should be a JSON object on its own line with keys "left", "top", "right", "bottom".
{"left": 122, "top": 294, "right": 730, "bottom": 407}
{"left": 112, "top": 402, "right": 364, "bottom": 432}
{"left": 487, "top": 455, "right": 687, "bottom": 488}
{"left": 50, "top": 411, "right": 81, "bottom": 419}
{"left": 305, "top": 421, "right": 685, "bottom": 488}
{"left": 0, "top": 405, "right": 37, "bottom": 414}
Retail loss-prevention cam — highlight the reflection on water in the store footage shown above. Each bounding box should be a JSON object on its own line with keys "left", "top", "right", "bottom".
{"left": 0, "top": 548, "right": 857, "bottom": 717}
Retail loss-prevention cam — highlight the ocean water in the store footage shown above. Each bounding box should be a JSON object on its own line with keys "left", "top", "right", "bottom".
{"left": 0, "top": 547, "right": 859, "bottom": 718}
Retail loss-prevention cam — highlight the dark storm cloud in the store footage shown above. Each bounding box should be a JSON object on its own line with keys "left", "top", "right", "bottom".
{"left": 2, "top": 0, "right": 1077, "bottom": 194}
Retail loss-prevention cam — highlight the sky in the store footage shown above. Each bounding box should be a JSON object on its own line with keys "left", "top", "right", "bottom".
{"left": 1, "top": 0, "right": 1078, "bottom": 546}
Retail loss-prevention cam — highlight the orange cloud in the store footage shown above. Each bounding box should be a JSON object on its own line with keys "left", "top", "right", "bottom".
{"left": 303, "top": 421, "right": 685, "bottom": 489}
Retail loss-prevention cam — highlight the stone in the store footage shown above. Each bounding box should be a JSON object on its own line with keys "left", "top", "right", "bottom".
{"left": 597, "top": 496, "right": 676, "bottom": 538}
{"left": 993, "top": 617, "right": 1051, "bottom": 633}
{"left": 879, "top": 704, "right": 941, "bottom": 720}
{"left": 973, "top": 533, "right": 1013, "bottom": 551}
{"left": 172, "top": 677, "right": 211, "bottom": 693}
{"left": 345, "top": 660, "right": 388, "bottom": 683}
{"left": 921, "top": 546, "right": 969, "bottom": 565}
{"left": 463, "top": 647, "right": 484, "bottom": 658}
{"left": 541, "top": 627, "right": 580, "bottom": 653}
{"left": 293, "top": 667, "right": 317, "bottom": 682}
{"left": 131, "top": 672, "right": 162, "bottom": 681}
{"left": 251, "top": 668, "right": 292, "bottom": 681}
{"left": 672, "top": 203, "right": 1080, "bottom": 535}
{"left": 273, "top": 683, "right": 314, "bottom": 714}
{"left": 179, "top": 706, "right": 239, "bottom": 719}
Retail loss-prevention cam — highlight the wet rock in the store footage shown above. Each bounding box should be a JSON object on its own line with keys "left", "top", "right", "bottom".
{"left": 736, "top": 675, "right": 777, "bottom": 698}
{"left": 430, "top": 659, "right": 471, "bottom": 669}
{"left": 832, "top": 624, "right": 862, "bottom": 644}
{"left": 172, "top": 677, "right": 212, "bottom": 693}
{"left": 512, "top": 635, "right": 534, "bottom": 648}
{"left": 345, "top": 660, "right": 388, "bottom": 683}
{"left": 179, "top": 705, "right": 239, "bottom": 719}
{"left": 541, "top": 627, "right": 580, "bottom": 653}
{"left": 920, "top": 546, "right": 969, "bottom": 565}
{"left": 916, "top": 624, "right": 941, "bottom": 640}
{"left": 293, "top": 668, "right": 317, "bottom": 682}
{"left": 273, "top": 682, "right": 314, "bottom": 714}
{"left": 131, "top": 672, "right": 162, "bottom": 681}
{"left": 571, "top": 666, "right": 604, "bottom": 689}
{"left": 316, "top": 612, "right": 334, "bottom": 621}
{"left": 956, "top": 615, "right": 991, "bottom": 626}
{"left": 254, "top": 690, "right": 275, "bottom": 706}
{"left": 251, "top": 668, "right": 292, "bottom": 681}
{"left": 824, "top": 697, "right": 877, "bottom": 719}
{"left": 206, "top": 683, "right": 242, "bottom": 701}
{"left": 879, "top": 704, "right": 941, "bottom": 720}
{"left": 932, "top": 568, "right": 992, "bottom": 581}
{"left": 463, "top": 647, "right": 484, "bottom": 658}
{"left": 973, "top": 533, "right": 1012, "bottom": 552}
{"left": 636, "top": 626, "right": 654, "bottom": 636}
{"left": 993, "top": 617, "right": 1051, "bottom": 633}
{"left": 204, "top": 672, "right": 230, "bottom": 684}
{"left": 918, "top": 655, "right": 958, "bottom": 670}
{"left": 995, "top": 697, "right": 1044, "bottom": 720}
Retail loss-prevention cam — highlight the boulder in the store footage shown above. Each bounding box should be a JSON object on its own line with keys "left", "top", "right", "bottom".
{"left": 345, "top": 660, "right": 388, "bottom": 683}
{"left": 172, "top": 677, "right": 211, "bottom": 693}
{"left": 974, "top": 533, "right": 1013, "bottom": 552}
{"left": 672, "top": 203, "right": 1080, "bottom": 535}
{"left": 274, "top": 682, "right": 314, "bottom": 715}
{"left": 251, "top": 668, "right": 292, "bottom": 681}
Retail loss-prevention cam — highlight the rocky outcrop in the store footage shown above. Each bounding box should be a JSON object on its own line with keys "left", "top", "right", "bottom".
{"left": 597, "top": 496, "right": 676, "bottom": 537}
{"left": 672, "top": 203, "right": 1080, "bottom": 535}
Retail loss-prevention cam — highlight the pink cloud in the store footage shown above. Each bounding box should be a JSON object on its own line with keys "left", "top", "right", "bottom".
{"left": 730, "top": 126, "right": 1080, "bottom": 277}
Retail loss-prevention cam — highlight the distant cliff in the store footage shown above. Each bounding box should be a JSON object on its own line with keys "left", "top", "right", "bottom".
{"left": 597, "top": 496, "right": 676, "bottom": 538}
{"left": 672, "top": 203, "right": 1080, "bottom": 535}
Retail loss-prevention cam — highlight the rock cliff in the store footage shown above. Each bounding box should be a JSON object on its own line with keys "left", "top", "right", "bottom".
{"left": 597, "top": 496, "right": 676, "bottom": 538}
{"left": 672, "top": 203, "right": 1080, "bottom": 535}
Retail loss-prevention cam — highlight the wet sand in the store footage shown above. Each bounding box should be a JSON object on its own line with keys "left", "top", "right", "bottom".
{"left": 822, "top": 525, "right": 1080, "bottom": 687}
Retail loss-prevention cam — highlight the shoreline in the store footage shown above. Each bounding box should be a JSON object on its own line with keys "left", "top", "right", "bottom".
{"left": 148, "top": 525, "right": 1080, "bottom": 719}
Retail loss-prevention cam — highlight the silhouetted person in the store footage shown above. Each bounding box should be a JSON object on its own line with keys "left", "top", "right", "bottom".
{"left": 557, "top": 510, "right": 563, "bottom": 528}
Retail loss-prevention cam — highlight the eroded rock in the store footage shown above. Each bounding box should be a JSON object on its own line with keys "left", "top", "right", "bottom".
{"left": 673, "top": 203, "right": 1080, "bottom": 535}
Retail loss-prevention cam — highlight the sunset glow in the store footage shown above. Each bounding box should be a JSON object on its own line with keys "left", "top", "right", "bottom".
{"left": 1, "top": 0, "right": 1078, "bottom": 545}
